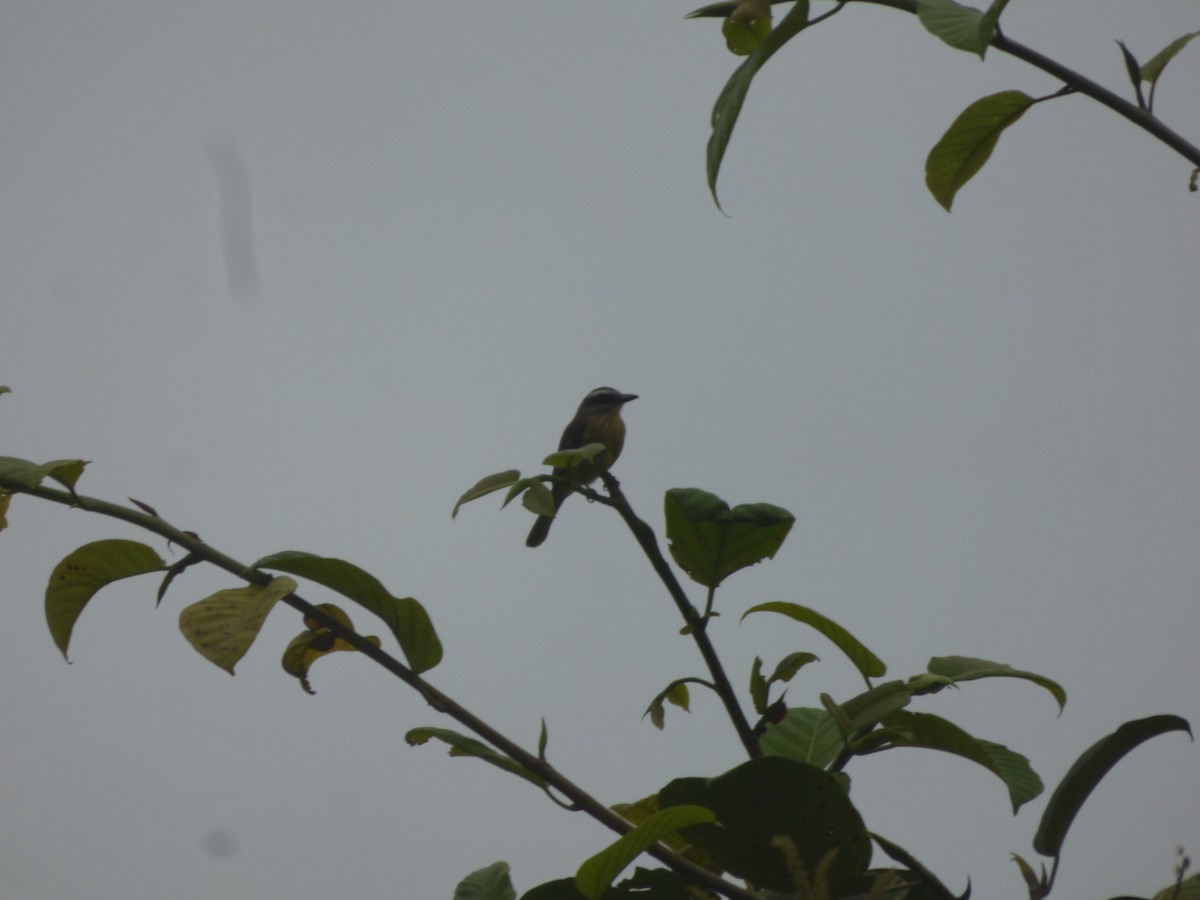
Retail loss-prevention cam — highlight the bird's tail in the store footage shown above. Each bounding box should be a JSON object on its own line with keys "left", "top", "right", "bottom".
{"left": 526, "top": 514, "right": 554, "bottom": 548}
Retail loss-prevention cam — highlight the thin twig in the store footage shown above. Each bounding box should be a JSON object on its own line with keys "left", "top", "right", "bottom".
{"left": 598, "top": 472, "right": 763, "bottom": 759}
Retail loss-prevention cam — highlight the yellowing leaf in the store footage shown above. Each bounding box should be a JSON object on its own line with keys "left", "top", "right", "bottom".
{"left": 179, "top": 576, "right": 296, "bottom": 674}
{"left": 0, "top": 455, "right": 90, "bottom": 492}
{"left": 282, "top": 605, "right": 382, "bottom": 695}
{"left": 252, "top": 552, "right": 442, "bottom": 674}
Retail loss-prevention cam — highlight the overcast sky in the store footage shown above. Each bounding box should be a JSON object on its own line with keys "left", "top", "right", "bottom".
{"left": 2, "top": 3, "right": 1197, "bottom": 898}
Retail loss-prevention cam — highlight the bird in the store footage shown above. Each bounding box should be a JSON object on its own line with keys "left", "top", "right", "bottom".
{"left": 526, "top": 386, "right": 638, "bottom": 547}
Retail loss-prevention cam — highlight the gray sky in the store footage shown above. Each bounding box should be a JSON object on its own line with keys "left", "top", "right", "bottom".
{"left": 2, "top": 2, "right": 1197, "bottom": 898}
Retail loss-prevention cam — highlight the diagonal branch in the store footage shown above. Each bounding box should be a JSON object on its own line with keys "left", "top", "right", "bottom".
{"left": 4, "top": 480, "right": 761, "bottom": 900}
{"left": 855, "top": 0, "right": 1200, "bottom": 167}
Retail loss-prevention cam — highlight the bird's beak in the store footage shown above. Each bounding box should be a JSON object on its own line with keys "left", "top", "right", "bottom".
{"left": 619, "top": 393, "right": 638, "bottom": 404}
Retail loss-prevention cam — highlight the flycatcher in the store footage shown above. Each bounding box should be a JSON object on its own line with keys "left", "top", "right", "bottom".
{"left": 526, "top": 386, "right": 638, "bottom": 547}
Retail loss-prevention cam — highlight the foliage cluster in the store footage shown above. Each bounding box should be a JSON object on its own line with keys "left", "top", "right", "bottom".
{"left": 3, "top": 4, "right": 1199, "bottom": 898}
{"left": 0, "top": 440, "right": 1193, "bottom": 900}
{"left": 684, "top": 0, "right": 1200, "bottom": 210}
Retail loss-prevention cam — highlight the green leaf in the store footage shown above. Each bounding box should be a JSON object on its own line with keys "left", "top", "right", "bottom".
{"left": 612, "top": 797, "right": 723, "bottom": 877}
{"left": 574, "top": 805, "right": 716, "bottom": 900}
{"left": 453, "top": 470, "right": 521, "bottom": 518}
{"left": 1033, "top": 714, "right": 1192, "bottom": 858}
{"left": 45, "top": 539, "right": 167, "bottom": 659}
{"left": 685, "top": 1, "right": 741, "bottom": 18}
{"left": 760, "top": 707, "right": 844, "bottom": 769}
{"left": 742, "top": 602, "right": 886, "bottom": 680}
{"left": 519, "top": 879, "right": 586, "bottom": 900}
{"left": 882, "top": 710, "right": 1043, "bottom": 812}
{"left": 723, "top": 10, "right": 772, "bottom": 56}
{"left": 252, "top": 551, "right": 442, "bottom": 673}
{"left": 834, "top": 680, "right": 913, "bottom": 732}
{"left": 750, "top": 657, "right": 768, "bottom": 714}
{"left": 907, "top": 672, "right": 956, "bottom": 695}
{"left": 925, "top": 90, "right": 1035, "bottom": 211}
{"left": 927, "top": 655, "right": 1066, "bottom": 711}
{"left": 706, "top": 0, "right": 811, "bottom": 210}
{"left": 1152, "top": 872, "right": 1200, "bottom": 900}
{"left": 980, "top": 0, "right": 1010, "bottom": 36}
{"left": 916, "top": 0, "right": 994, "bottom": 59}
{"left": 0, "top": 455, "right": 90, "bottom": 492}
{"left": 1116, "top": 40, "right": 1145, "bottom": 106}
{"left": 1140, "top": 31, "right": 1200, "bottom": 86}
{"left": 522, "top": 477, "right": 556, "bottom": 516}
{"left": 664, "top": 682, "right": 691, "bottom": 712}
{"left": 179, "top": 576, "right": 296, "bottom": 674}
{"left": 769, "top": 651, "right": 819, "bottom": 685}
{"left": 501, "top": 476, "right": 536, "bottom": 510}
{"left": 664, "top": 488, "right": 794, "bottom": 588}
{"left": 979, "top": 739, "right": 1045, "bottom": 813}
{"left": 820, "top": 692, "right": 856, "bottom": 735}
{"left": 643, "top": 679, "right": 698, "bottom": 730}
{"left": 453, "top": 861, "right": 516, "bottom": 900}
{"left": 612, "top": 797, "right": 699, "bottom": 866}
{"left": 544, "top": 443, "right": 608, "bottom": 469}
{"left": 659, "top": 756, "right": 870, "bottom": 894}
{"left": 613, "top": 868, "right": 697, "bottom": 900}
{"left": 405, "top": 726, "right": 548, "bottom": 789}
{"left": 871, "top": 832, "right": 964, "bottom": 900}
{"left": 1010, "top": 852, "right": 1045, "bottom": 898}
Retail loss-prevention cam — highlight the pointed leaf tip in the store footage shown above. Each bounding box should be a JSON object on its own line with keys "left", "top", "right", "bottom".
{"left": 45, "top": 539, "right": 167, "bottom": 659}
{"left": 1140, "top": 31, "right": 1200, "bottom": 86}
{"left": 178, "top": 576, "right": 295, "bottom": 674}
{"left": 705, "top": 0, "right": 811, "bottom": 210}
{"left": 743, "top": 601, "right": 885, "bottom": 680}
{"left": 1033, "top": 714, "right": 1191, "bottom": 858}
{"left": 253, "top": 551, "right": 442, "bottom": 673}
{"left": 452, "top": 469, "right": 521, "bottom": 518}
{"left": 575, "top": 805, "right": 716, "bottom": 900}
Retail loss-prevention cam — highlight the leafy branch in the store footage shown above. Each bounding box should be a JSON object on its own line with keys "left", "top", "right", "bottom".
{"left": 687, "top": 0, "right": 1200, "bottom": 209}
{"left": 0, "top": 467, "right": 760, "bottom": 900}
{"left": 7, "top": 429, "right": 1195, "bottom": 898}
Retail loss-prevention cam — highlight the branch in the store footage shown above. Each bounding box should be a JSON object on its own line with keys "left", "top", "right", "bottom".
{"left": 598, "top": 472, "right": 763, "bottom": 759}
{"left": 855, "top": 0, "right": 1200, "bottom": 167}
{"left": 991, "top": 31, "right": 1200, "bottom": 168}
{"left": 5, "top": 481, "right": 761, "bottom": 900}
